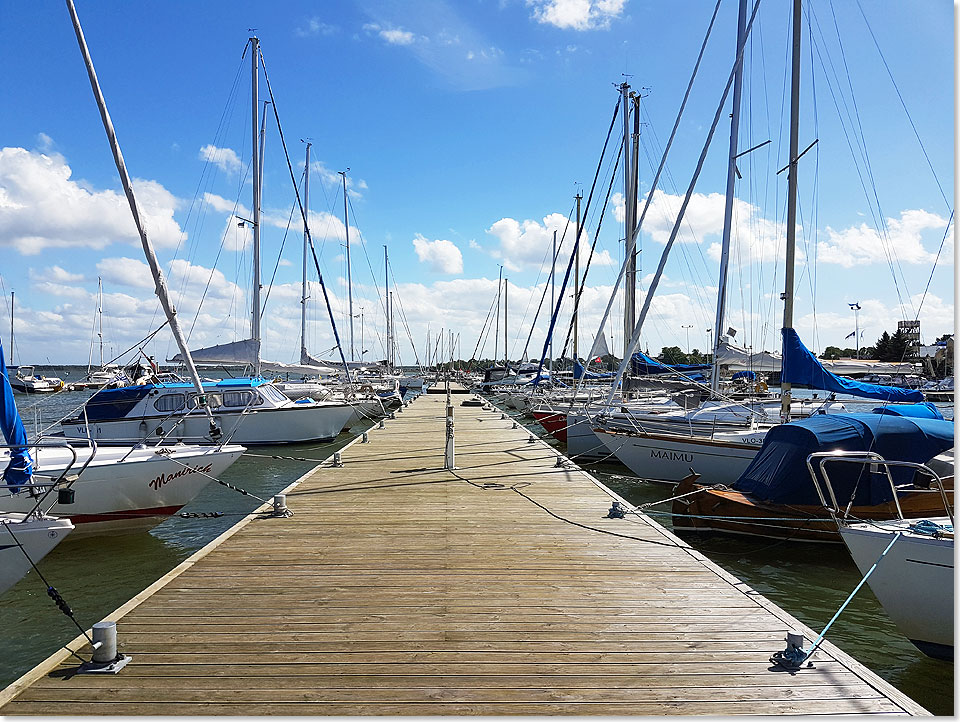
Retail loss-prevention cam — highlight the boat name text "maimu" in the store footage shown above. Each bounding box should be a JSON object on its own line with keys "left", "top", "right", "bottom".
{"left": 650, "top": 449, "right": 695, "bottom": 462}
{"left": 150, "top": 463, "right": 214, "bottom": 491}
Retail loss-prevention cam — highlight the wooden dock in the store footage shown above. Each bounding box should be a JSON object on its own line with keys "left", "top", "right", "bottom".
{"left": 0, "top": 392, "right": 927, "bottom": 715}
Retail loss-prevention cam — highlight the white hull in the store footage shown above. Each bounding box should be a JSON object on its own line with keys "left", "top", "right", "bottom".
{"left": 565, "top": 412, "right": 609, "bottom": 462}
{"left": 0, "top": 444, "right": 245, "bottom": 537}
{"left": 593, "top": 426, "right": 764, "bottom": 485}
{"left": 62, "top": 403, "right": 354, "bottom": 446}
{"left": 840, "top": 520, "right": 954, "bottom": 659}
{"left": 0, "top": 514, "right": 74, "bottom": 595}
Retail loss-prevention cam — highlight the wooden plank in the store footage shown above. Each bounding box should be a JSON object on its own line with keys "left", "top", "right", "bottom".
{"left": 0, "top": 392, "right": 929, "bottom": 716}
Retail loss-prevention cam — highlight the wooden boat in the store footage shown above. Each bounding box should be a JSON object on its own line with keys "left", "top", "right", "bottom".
{"left": 671, "top": 413, "right": 954, "bottom": 543}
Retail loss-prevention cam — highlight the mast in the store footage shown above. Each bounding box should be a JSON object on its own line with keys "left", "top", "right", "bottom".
{"left": 250, "top": 36, "right": 262, "bottom": 378}
{"left": 503, "top": 277, "right": 508, "bottom": 367}
{"left": 340, "top": 169, "right": 354, "bottom": 361}
{"left": 67, "top": 0, "right": 219, "bottom": 436}
{"left": 550, "top": 230, "right": 556, "bottom": 373}
{"left": 494, "top": 266, "right": 502, "bottom": 364}
{"left": 383, "top": 245, "right": 390, "bottom": 374}
{"left": 573, "top": 192, "right": 582, "bottom": 360}
{"left": 620, "top": 81, "right": 636, "bottom": 356}
{"left": 389, "top": 291, "right": 395, "bottom": 370}
{"left": 711, "top": 0, "right": 748, "bottom": 395}
{"left": 300, "top": 142, "right": 311, "bottom": 364}
{"left": 780, "top": 0, "right": 802, "bottom": 422}
{"left": 8, "top": 291, "right": 12, "bottom": 366}
{"left": 97, "top": 277, "right": 104, "bottom": 368}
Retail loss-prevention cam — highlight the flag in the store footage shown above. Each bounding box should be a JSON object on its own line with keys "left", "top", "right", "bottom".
{"left": 845, "top": 331, "right": 856, "bottom": 340}
{"left": 726, "top": 327, "right": 737, "bottom": 338}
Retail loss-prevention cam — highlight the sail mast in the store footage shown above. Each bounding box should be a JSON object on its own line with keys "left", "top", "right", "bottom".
{"left": 384, "top": 245, "right": 390, "bottom": 374}
{"left": 250, "top": 36, "right": 262, "bottom": 378}
{"left": 97, "top": 276, "right": 104, "bottom": 368}
{"left": 503, "top": 277, "right": 508, "bottom": 367}
{"left": 550, "top": 230, "right": 556, "bottom": 373}
{"left": 711, "top": 0, "right": 748, "bottom": 395}
{"left": 620, "top": 81, "right": 635, "bottom": 357}
{"left": 573, "top": 192, "right": 582, "bottom": 360}
{"left": 300, "top": 142, "right": 311, "bottom": 365}
{"left": 66, "top": 0, "right": 218, "bottom": 435}
{"left": 780, "top": 0, "right": 803, "bottom": 421}
{"left": 340, "top": 170, "right": 354, "bottom": 361}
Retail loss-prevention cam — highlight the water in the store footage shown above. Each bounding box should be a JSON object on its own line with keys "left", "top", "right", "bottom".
{"left": 1, "top": 383, "right": 954, "bottom": 714}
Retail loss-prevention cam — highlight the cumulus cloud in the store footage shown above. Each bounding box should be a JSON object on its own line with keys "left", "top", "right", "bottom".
{"left": 527, "top": 0, "right": 626, "bottom": 30}
{"left": 412, "top": 234, "right": 464, "bottom": 273}
{"left": 96, "top": 257, "right": 155, "bottom": 289}
{"left": 198, "top": 144, "right": 243, "bottom": 174}
{"left": 0, "top": 147, "right": 184, "bottom": 254}
{"left": 296, "top": 18, "right": 338, "bottom": 37}
{"left": 816, "top": 209, "right": 949, "bottom": 268}
{"left": 485, "top": 212, "right": 615, "bottom": 272}
{"left": 29, "top": 265, "right": 84, "bottom": 283}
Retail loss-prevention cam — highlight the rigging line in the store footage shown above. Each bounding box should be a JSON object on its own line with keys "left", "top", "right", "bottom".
{"left": 561, "top": 148, "right": 621, "bottom": 366}
{"left": 911, "top": 210, "right": 953, "bottom": 324}
{"left": 258, "top": 49, "right": 352, "bottom": 384}
{"left": 854, "top": 1, "right": 950, "bottom": 212}
{"left": 345, "top": 195, "right": 390, "bottom": 348}
{"left": 808, "top": 5, "right": 910, "bottom": 314}
{"left": 519, "top": 199, "right": 577, "bottom": 360}
{"left": 386, "top": 260, "right": 422, "bottom": 367}
{"left": 470, "top": 287, "right": 501, "bottom": 362}
{"left": 261, "top": 172, "right": 303, "bottom": 324}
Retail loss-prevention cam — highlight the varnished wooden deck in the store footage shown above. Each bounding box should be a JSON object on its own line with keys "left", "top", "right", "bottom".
{"left": 0, "top": 392, "right": 927, "bottom": 715}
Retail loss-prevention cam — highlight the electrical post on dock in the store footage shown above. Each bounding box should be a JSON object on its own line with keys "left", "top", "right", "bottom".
{"left": 444, "top": 395, "right": 455, "bottom": 470}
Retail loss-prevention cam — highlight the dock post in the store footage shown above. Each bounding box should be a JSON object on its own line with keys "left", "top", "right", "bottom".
{"left": 444, "top": 400, "right": 455, "bottom": 469}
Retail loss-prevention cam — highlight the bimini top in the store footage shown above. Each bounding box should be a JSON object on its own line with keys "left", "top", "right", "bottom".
{"left": 732, "top": 412, "right": 955, "bottom": 507}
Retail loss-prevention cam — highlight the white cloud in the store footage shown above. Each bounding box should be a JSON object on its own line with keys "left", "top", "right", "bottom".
{"left": 816, "top": 209, "right": 949, "bottom": 268}
{"left": 412, "top": 234, "right": 464, "bottom": 274}
{"left": 29, "top": 265, "right": 84, "bottom": 283}
{"left": 96, "top": 257, "right": 155, "bottom": 289}
{"left": 381, "top": 28, "right": 415, "bottom": 45}
{"left": 0, "top": 147, "right": 184, "bottom": 254}
{"left": 485, "top": 212, "right": 615, "bottom": 272}
{"left": 296, "top": 18, "right": 338, "bottom": 37}
{"left": 527, "top": 0, "right": 626, "bottom": 30}
{"left": 198, "top": 144, "right": 243, "bottom": 174}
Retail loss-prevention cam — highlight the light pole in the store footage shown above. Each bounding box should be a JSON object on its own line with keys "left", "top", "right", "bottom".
{"left": 848, "top": 302, "right": 861, "bottom": 359}
{"left": 706, "top": 327, "right": 713, "bottom": 362}
{"left": 354, "top": 308, "right": 364, "bottom": 362}
{"left": 682, "top": 325, "right": 694, "bottom": 355}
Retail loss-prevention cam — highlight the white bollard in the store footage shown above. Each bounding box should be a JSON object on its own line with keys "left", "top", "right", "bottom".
{"left": 444, "top": 404, "right": 455, "bottom": 469}
{"left": 273, "top": 494, "right": 288, "bottom": 515}
{"left": 361, "top": 431, "right": 369, "bottom": 443}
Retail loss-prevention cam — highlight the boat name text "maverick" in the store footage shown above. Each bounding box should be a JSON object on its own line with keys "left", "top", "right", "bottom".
{"left": 650, "top": 449, "right": 695, "bottom": 462}
{"left": 150, "top": 463, "right": 214, "bottom": 490}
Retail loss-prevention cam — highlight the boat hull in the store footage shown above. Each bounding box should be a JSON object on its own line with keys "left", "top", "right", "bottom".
{"left": 531, "top": 410, "right": 568, "bottom": 442}
{"left": 671, "top": 474, "right": 955, "bottom": 543}
{"left": 841, "top": 521, "right": 953, "bottom": 659}
{"left": 593, "top": 427, "right": 764, "bottom": 485}
{"left": 0, "top": 515, "right": 74, "bottom": 595}
{"left": 0, "top": 445, "right": 245, "bottom": 537}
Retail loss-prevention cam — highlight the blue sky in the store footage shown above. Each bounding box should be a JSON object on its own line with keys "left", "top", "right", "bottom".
{"left": 0, "top": 0, "right": 953, "bottom": 368}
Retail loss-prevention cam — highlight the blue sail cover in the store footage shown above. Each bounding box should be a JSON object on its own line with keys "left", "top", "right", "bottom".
{"left": 872, "top": 402, "right": 944, "bottom": 420}
{"left": 781, "top": 327, "right": 924, "bottom": 402}
{"left": 573, "top": 361, "right": 616, "bottom": 380}
{"left": 733, "top": 413, "right": 954, "bottom": 507}
{"left": 731, "top": 370, "right": 756, "bottom": 381}
{"left": 630, "top": 351, "right": 710, "bottom": 378}
{"left": 0, "top": 338, "right": 32, "bottom": 491}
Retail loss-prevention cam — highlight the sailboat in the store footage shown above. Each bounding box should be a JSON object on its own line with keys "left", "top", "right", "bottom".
{"left": 1, "top": 336, "right": 73, "bottom": 595}
{"left": 664, "top": 0, "right": 953, "bottom": 540}
{"left": 64, "top": 35, "right": 355, "bottom": 446}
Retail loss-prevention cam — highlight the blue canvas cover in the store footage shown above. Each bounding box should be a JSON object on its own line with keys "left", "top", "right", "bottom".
{"left": 733, "top": 413, "right": 955, "bottom": 507}
{"left": 630, "top": 351, "right": 710, "bottom": 378}
{"left": 781, "top": 327, "right": 924, "bottom": 402}
{"left": 0, "top": 338, "right": 32, "bottom": 491}
{"left": 872, "top": 402, "right": 944, "bottom": 420}
{"left": 573, "top": 360, "right": 616, "bottom": 380}
{"left": 732, "top": 370, "right": 756, "bottom": 381}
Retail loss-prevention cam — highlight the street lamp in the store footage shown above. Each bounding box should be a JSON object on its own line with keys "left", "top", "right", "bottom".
{"left": 848, "top": 302, "right": 861, "bottom": 359}
{"left": 706, "top": 327, "right": 713, "bottom": 360}
{"left": 682, "top": 325, "right": 694, "bottom": 355}
{"left": 354, "top": 308, "right": 364, "bottom": 362}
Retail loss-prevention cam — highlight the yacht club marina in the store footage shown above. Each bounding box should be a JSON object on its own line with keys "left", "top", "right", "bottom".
{"left": 0, "top": 388, "right": 935, "bottom": 715}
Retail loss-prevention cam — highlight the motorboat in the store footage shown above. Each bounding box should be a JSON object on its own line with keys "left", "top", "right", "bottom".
{"left": 809, "top": 450, "right": 953, "bottom": 660}
{"left": 60, "top": 377, "right": 356, "bottom": 446}
{"left": 7, "top": 366, "right": 64, "bottom": 394}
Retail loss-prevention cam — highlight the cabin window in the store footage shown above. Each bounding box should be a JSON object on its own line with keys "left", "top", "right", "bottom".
{"left": 154, "top": 393, "right": 186, "bottom": 412}
{"left": 259, "top": 385, "right": 287, "bottom": 403}
{"left": 222, "top": 390, "right": 258, "bottom": 408}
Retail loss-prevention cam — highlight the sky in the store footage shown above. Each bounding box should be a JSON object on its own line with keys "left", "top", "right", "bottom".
{"left": 0, "top": 0, "right": 954, "bottom": 369}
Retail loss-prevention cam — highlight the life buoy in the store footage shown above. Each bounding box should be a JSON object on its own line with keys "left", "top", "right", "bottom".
{"left": 755, "top": 381, "right": 768, "bottom": 393}
{"left": 359, "top": 384, "right": 374, "bottom": 393}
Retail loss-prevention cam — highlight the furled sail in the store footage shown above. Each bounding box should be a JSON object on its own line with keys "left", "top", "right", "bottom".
{"left": 169, "top": 338, "right": 259, "bottom": 366}
{"left": 714, "top": 339, "right": 782, "bottom": 373}
{"left": 0, "top": 338, "right": 32, "bottom": 491}
{"left": 260, "top": 360, "right": 335, "bottom": 376}
{"left": 781, "top": 328, "right": 924, "bottom": 402}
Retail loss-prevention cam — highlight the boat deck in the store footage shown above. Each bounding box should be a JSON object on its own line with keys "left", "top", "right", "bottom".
{"left": 0, "top": 392, "right": 927, "bottom": 715}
